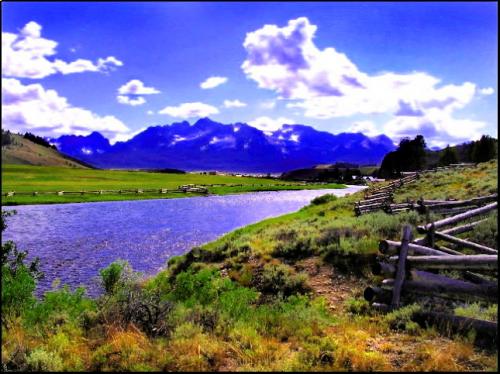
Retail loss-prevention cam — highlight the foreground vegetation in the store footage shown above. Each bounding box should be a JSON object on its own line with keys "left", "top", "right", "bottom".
{"left": 1, "top": 160, "right": 497, "bottom": 371}
{"left": 1, "top": 164, "right": 345, "bottom": 205}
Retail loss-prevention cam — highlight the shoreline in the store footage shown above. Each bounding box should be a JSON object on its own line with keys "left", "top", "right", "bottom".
{"left": 1, "top": 183, "right": 351, "bottom": 206}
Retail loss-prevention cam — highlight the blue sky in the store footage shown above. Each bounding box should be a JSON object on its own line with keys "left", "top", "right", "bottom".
{"left": 2, "top": 1, "right": 497, "bottom": 147}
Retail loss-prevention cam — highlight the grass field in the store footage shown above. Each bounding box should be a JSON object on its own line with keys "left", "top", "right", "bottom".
{"left": 1, "top": 164, "right": 346, "bottom": 205}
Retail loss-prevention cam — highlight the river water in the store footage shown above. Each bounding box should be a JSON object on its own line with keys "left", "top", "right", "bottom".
{"left": 3, "top": 186, "right": 365, "bottom": 297}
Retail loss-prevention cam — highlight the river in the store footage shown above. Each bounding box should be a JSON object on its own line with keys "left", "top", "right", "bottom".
{"left": 2, "top": 186, "right": 365, "bottom": 297}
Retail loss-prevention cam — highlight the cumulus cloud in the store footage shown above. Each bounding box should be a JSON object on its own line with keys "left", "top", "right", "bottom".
{"left": 158, "top": 102, "right": 219, "bottom": 118}
{"left": 116, "top": 79, "right": 160, "bottom": 106}
{"left": 117, "top": 95, "right": 146, "bottom": 106}
{"left": 223, "top": 99, "right": 247, "bottom": 108}
{"left": 118, "top": 79, "right": 160, "bottom": 95}
{"left": 248, "top": 116, "right": 294, "bottom": 132}
{"left": 2, "top": 78, "right": 130, "bottom": 143}
{"left": 200, "top": 76, "right": 228, "bottom": 89}
{"left": 242, "top": 17, "right": 490, "bottom": 145}
{"left": 2, "top": 21, "right": 123, "bottom": 79}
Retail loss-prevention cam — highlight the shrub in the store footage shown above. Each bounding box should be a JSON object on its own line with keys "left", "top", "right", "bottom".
{"left": 383, "top": 303, "right": 421, "bottom": 334}
{"left": 24, "top": 285, "right": 95, "bottom": 330}
{"left": 254, "top": 263, "right": 309, "bottom": 297}
{"left": 311, "top": 194, "right": 337, "bottom": 205}
{"left": 26, "top": 348, "right": 64, "bottom": 372}
{"left": 100, "top": 260, "right": 128, "bottom": 295}
{"left": 272, "top": 237, "right": 313, "bottom": 260}
{"left": 1, "top": 210, "right": 43, "bottom": 325}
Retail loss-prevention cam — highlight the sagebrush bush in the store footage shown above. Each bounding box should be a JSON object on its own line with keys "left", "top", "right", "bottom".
{"left": 255, "top": 263, "right": 309, "bottom": 297}
{"left": 311, "top": 194, "right": 337, "bottom": 205}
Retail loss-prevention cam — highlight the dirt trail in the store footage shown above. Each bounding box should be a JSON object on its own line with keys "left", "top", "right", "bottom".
{"left": 295, "top": 257, "right": 368, "bottom": 311}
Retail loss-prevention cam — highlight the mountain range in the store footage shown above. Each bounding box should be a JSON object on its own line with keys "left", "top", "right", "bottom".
{"left": 50, "top": 118, "right": 396, "bottom": 172}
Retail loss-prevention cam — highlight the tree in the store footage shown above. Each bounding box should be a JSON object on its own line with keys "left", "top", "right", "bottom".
{"left": 471, "top": 135, "right": 498, "bottom": 163}
{"left": 378, "top": 135, "right": 428, "bottom": 178}
{"left": 439, "top": 145, "right": 458, "bottom": 166}
{"left": 2, "top": 130, "right": 12, "bottom": 146}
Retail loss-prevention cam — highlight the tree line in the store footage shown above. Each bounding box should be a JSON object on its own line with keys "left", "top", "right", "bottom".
{"left": 378, "top": 135, "right": 498, "bottom": 178}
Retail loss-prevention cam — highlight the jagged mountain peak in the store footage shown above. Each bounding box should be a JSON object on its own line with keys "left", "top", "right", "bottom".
{"left": 51, "top": 120, "right": 396, "bottom": 172}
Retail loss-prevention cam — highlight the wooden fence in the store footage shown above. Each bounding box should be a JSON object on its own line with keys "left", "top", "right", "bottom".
{"left": 1, "top": 181, "right": 334, "bottom": 198}
{"left": 365, "top": 202, "right": 498, "bottom": 346}
{"left": 354, "top": 172, "right": 419, "bottom": 216}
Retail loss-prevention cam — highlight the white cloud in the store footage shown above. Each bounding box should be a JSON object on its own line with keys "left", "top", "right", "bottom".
{"left": 2, "top": 21, "right": 123, "bottom": 79}
{"left": 260, "top": 100, "right": 276, "bottom": 109}
{"left": 158, "top": 102, "right": 219, "bottom": 118}
{"left": 479, "top": 87, "right": 494, "bottom": 95}
{"left": 248, "top": 116, "right": 294, "bottom": 132}
{"left": 147, "top": 110, "right": 154, "bottom": 115}
{"left": 223, "top": 99, "right": 247, "bottom": 108}
{"left": 347, "top": 121, "right": 380, "bottom": 137}
{"left": 117, "top": 95, "right": 146, "bottom": 106}
{"left": 383, "top": 110, "right": 485, "bottom": 148}
{"left": 2, "top": 78, "right": 130, "bottom": 143}
{"left": 200, "top": 76, "right": 228, "bottom": 89}
{"left": 118, "top": 79, "right": 160, "bottom": 95}
{"left": 242, "top": 17, "right": 489, "bottom": 145}
{"left": 116, "top": 80, "right": 159, "bottom": 106}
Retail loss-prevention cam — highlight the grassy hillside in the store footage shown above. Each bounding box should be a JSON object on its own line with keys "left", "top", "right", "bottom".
{"left": 1, "top": 164, "right": 345, "bottom": 205}
{"left": 1, "top": 160, "right": 497, "bottom": 371}
{"left": 1, "top": 133, "right": 90, "bottom": 169}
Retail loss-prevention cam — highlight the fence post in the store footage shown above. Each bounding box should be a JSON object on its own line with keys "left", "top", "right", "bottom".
{"left": 391, "top": 225, "right": 413, "bottom": 310}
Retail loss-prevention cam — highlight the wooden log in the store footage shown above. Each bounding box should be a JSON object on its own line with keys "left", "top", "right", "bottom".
{"left": 356, "top": 201, "right": 385, "bottom": 210}
{"left": 379, "top": 240, "right": 461, "bottom": 256}
{"left": 420, "top": 194, "right": 497, "bottom": 210}
{"left": 371, "top": 262, "right": 396, "bottom": 276}
{"left": 432, "top": 244, "right": 465, "bottom": 256}
{"left": 391, "top": 226, "right": 412, "bottom": 309}
{"left": 433, "top": 231, "right": 497, "bottom": 255}
{"left": 418, "top": 202, "right": 497, "bottom": 233}
{"left": 363, "top": 286, "right": 392, "bottom": 304}
{"left": 411, "top": 311, "right": 497, "bottom": 348}
{"left": 390, "top": 207, "right": 413, "bottom": 214}
{"left": 439, "top": 219, "right": 486, "bottom": 236}
{"left": 463, "top": 271, "right": 497, "bottom": 285}
{"left": 358, "top": 196, "right": 392, "bottom": 205}
{"left": 383, "top": 272, "right": 498, "bottom": 302}
{"left": 431, "top": 207, "right": 477, "bottom": 216}
{"left": 371, "top": 302, "right": 390, "bottom": 313}
{"left": 388, "top": 254, "right": 498, "bottom": 271}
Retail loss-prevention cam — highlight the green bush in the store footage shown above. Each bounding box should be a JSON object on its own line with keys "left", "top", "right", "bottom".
{"left": 311, "top": 194, "right": 337, "bottom": 205}
{"left": 100, "top": 260, "right": 128, "bottom": 295}
{"left": 1, "top": 210, "right": 42, "bottom": 324}
{"left": 272, "top": 237, "right": 314, "bottom": 260}
{"left": 26, "top": 348, "right": 64, "bottom": 372}
{"left": 255, "top": 263, "right": 309, "bottom": 297}
{"left": 24, "top": 285, "right": 95, "bottom": 330}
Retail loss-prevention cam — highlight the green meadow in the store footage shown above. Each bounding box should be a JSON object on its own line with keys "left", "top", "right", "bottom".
{"left": 1, "top": 164, "right": 346, "bottom": 205}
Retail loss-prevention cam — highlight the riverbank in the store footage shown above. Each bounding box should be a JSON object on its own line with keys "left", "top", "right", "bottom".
{"left": 1, "top": 164, "right": 347, "bottom": 205}
{"left": 1, "top": 160, "right": 497, "bottom": 371}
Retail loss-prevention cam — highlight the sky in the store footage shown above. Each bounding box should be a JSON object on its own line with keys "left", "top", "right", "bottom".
{"left": 2, "top": 1, "right": 498, "bottom": 147}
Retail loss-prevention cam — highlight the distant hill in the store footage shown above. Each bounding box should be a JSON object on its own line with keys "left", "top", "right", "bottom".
{"left": 49, "top": 118, "right": 396, "bottom": 172}
{"left": 2, "top": 131, "right": 92, "bottom": 169}
{"left": 280, "top": 162, "right": 363, "bottom": 183}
